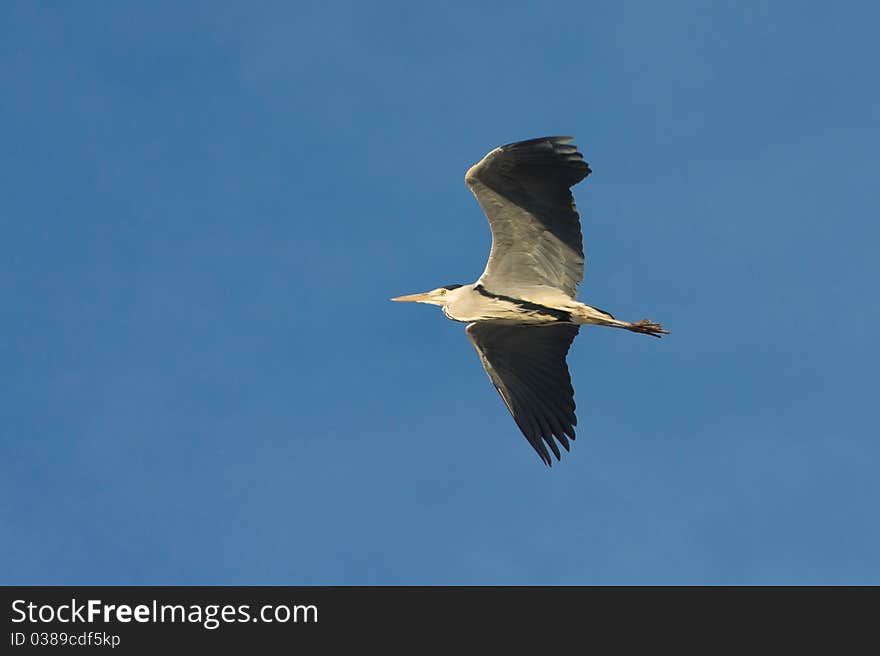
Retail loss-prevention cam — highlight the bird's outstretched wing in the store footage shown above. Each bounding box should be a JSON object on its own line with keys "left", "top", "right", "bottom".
{"left": 465, "top": 136, "right": 591, "bottom": 304}
{"left": 466, "top": 321, "right": 579, "bottom": 465}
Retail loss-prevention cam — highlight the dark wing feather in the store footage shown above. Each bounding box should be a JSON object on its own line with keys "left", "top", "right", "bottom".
{"left": 465, "top": 136, "right": 591, "bottom": 301}
{"left": 466, "top": 322, "right": 580, "bottom": 466}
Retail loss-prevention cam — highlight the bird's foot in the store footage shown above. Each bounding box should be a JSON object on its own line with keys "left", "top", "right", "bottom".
{"left": 628, "top": 319, "right": 669, "bottom": 338}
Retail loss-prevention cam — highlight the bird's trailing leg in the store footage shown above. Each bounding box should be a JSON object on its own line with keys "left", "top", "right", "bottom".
{"left": 625, "top": 319, "right": 668, "bottom": 338}
{"left": 572, "top": 304, "right": 668, "bottom": 337}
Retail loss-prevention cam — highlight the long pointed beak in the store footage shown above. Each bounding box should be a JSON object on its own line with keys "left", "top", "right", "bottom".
{"left": 390, "top": 292, "right": 432, "bottom": 303}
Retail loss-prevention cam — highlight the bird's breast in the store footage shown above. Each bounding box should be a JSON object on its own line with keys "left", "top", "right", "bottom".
{"left": 444, "top": 288, "right": 570, "bottom": 324}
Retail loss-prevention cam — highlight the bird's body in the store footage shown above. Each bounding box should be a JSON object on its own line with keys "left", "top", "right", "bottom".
{"left": 439, "top": 282, "right": 614, "bottom": 326}
{"left": 393, "top": 136, "right": 666, "bottom": 465}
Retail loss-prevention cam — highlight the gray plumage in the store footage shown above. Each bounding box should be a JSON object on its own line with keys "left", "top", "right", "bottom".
{"left": 466, "top": 322, "right": 579, "bottom": 465}
{"left": 392, "top": 136, "right": 667, "bottom": 466}
{"left": 467, "top": 136, "right": 589, "bottom": 303}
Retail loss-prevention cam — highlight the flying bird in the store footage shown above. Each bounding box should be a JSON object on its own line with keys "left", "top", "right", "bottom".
{"left": 392, "top": 136, "right": 667, "bottom": 465}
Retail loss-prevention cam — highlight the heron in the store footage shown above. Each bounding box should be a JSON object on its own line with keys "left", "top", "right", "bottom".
{"left": 392, "top": 136, "right": 667, "bottom": 465}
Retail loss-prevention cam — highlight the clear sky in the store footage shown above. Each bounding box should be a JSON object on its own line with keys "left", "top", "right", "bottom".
{"left": 2, "top": 1, "right": 878, "bottom": 584}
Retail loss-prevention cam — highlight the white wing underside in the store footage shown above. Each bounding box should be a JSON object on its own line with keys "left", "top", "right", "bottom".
{"left": 465, "top": 137, "right": 591, "bottom": 306}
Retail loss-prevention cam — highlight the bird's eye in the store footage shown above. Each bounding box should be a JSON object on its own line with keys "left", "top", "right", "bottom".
{"left": 438, "top": 289, "right": 447, "bottom": 295}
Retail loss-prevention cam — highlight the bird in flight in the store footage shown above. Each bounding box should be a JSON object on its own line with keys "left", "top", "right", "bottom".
{"left": 392, "top": 136, "right": 667, "bottom": 465}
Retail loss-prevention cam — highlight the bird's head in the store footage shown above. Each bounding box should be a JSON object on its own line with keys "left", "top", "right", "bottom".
{"left": 390, "top": 284, "right": 463, "bottom": 307}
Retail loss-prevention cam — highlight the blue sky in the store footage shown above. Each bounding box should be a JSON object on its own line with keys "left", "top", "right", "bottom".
{"left": 2, "top": 1, "right": 878, "bottom": 584}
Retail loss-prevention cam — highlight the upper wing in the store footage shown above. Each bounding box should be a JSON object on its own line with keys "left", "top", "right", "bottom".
{"left": 465, "top": 136, "right": 591, "bottom": 303}
{"left": 466, "top": 321, "right": 579, "bottom": 466}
